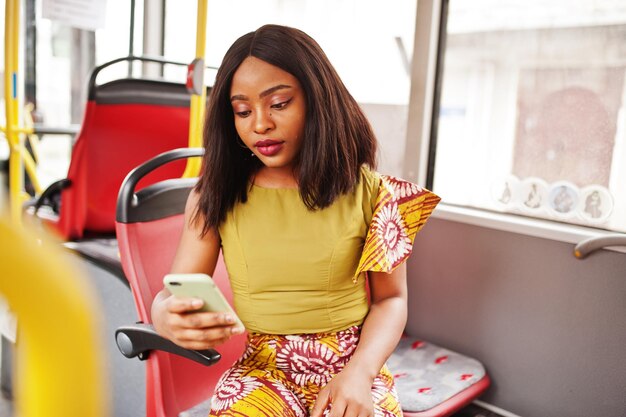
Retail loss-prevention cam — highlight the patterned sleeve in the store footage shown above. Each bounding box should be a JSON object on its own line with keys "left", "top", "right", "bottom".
{"left": 354, "top": 174, "right": 441, "bottom": 281}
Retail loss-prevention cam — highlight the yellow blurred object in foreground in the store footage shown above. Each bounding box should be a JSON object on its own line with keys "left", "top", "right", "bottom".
{"left": 0, "top": 217, "right": 109, "bottom": 417}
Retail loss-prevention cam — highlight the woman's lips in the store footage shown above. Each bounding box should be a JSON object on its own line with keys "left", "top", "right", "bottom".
{"left": 255, "top": 140, "right": 284, "bottom": 156}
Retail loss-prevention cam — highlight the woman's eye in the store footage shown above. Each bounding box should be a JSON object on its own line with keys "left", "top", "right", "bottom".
{"left": 271, "top": 98, "right": 292, "bottom": 110}
{"left": 235, "top": 110, "right": 251, "bottom": 117}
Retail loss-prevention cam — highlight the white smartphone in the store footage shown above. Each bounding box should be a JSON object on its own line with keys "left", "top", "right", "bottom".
{"left": 163, "top": 273, "right": 244, "bottom": 329}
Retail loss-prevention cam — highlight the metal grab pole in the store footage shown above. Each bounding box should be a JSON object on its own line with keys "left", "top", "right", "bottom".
{"left": 182, "top": 0, "right": 208, "bottom": 178}
{"left": 4, "top": 0, "right": 25, "bottom": 225}
{"left": 128, "top": 0, "right": 136, "bottom": 77}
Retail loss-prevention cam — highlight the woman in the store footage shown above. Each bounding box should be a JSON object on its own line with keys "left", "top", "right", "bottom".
{"left": 152, "top": 24, "right": 439, "bottom": 417}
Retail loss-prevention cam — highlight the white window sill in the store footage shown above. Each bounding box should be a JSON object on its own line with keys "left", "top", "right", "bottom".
{"left": 432, "top": 203, "right": 626, "bottom": 255}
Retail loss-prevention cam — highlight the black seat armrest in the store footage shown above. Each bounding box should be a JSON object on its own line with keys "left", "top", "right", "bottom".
{"left": 29, "top": 178, "right": 72, "bottom": 214}
{"left": 115, "top": 323, "right": 221, "bottom": 366}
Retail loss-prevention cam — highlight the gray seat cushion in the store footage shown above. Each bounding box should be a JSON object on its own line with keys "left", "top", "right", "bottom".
{"left": 387, "top": 337, "right": 486, "bottom": 412}
{"left": 179, "top": 398, "right": 211, "bottom": 417}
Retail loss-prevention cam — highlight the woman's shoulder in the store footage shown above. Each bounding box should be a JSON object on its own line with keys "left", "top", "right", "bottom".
{"left": 358, "top": 165, "right": 381, "bottom": 223}
{"left": 359, "top": 164, "right": 381, "bottom": 194}
{"left": 360, "top": 166, "right": 431, "bottom": 198}
{"left": 357, "top": 166, "right": 442, "bottom": 218}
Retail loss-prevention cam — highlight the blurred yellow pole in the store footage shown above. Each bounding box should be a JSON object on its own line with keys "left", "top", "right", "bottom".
{"left": 0, "top": 125, "right": 34, "bottom": 135}
{"left": 4, "top": 0, "right": 24, "bottom": 225}
{"left": 0, "top": 218, "right": 109, "bottom": 417}
{"left": 182, "top": 0, "right": 208, "bottom": 178}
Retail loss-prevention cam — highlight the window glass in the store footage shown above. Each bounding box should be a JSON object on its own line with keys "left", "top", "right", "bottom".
{"left": 36, "top": 1, "right": 136, "bottom": 128}
{"left": 27, "top": 1, "right": 140, "bottom": 189}
{"left": 94, "top": 0, "right": 141, "bottom": 83}
{"left": 434, "top": 0, "right": 626, "bottom": 232}
{"left": 165, "top": 0, "right": 418, "bottom": 176}
{"left": 0, "top": 1, "right": 141, "bottom": 199}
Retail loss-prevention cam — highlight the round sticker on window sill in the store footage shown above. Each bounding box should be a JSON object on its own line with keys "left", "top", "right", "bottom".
{"left": 547, "top": 181, "right": 579, "bottom": 218}
{"left": 518, "top": 178, "right": 549, "bottom": 213}
{"left": 578, "top": 185, "right": 613, "bottom": 223}
{"left": 491, "top": 175, "right": 520, "bottom": 207}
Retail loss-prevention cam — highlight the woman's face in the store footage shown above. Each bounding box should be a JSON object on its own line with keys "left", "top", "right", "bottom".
{"left": 230, "top": 57, "right": 306, "bottom": 171}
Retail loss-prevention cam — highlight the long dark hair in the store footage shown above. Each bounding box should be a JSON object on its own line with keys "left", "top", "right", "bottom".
{"left": 195, "top": 24, "right": 377, "bottom": 234}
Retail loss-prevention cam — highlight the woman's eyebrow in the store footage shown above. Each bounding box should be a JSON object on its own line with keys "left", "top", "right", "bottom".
{"left": 260, "top": 84, "right": 292, "bottom": 98}
{"left": 230, "top": 84, "right": 292, "bottom": 102}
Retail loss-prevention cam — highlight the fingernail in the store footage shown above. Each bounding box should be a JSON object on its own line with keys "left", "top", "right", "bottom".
{"left": 191, "top": 299, "right": 203, "bottom": 308}
{"left": 231, "top": 326, "right": 244, "bottom": 335}
{"left": 224, "top": 314, "right": 234, "bottom": 323}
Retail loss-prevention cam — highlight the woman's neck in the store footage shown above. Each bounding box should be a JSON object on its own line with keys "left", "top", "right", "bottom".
{"left": 253, "top": 166, "right": 298, "bottom": 189}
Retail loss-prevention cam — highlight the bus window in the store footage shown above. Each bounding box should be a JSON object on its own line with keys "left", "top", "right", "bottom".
{"left": 164, "top": 0, "right": 418, "bottom": 176}
{"left": 1, "top": 0, "right": 142, "bottom": 193}
{"left": 432, "top": 0, "right": 626, "bottom": 233}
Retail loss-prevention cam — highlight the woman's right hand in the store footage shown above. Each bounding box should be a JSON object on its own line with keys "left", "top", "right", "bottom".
{"left": 152, "top": 191, "right": 238, "bottom": 350}
{"left": 152, "top": 290, "right": 244, "bottom": 350}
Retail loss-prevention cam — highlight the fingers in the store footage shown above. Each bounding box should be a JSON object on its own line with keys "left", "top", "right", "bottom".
{"left": 162, "top": 295, "right": 244, "bottom": 349}
{"left": 328, "top": 401, "right": 373, "bottom": 417}
{"left": 177, "top": 325, "right": 242, "bottom": 343}
{"left": 167, "top": 317, "right": 244, "bottom": 350}
{"left": 331, "top": 400, "right": 373, "bottom": 417}
{"left": 169, "top": 309, "right": 237, "bottom": 329}
{"left": 310, "top": 388, "right": 331, "bottom": 417}
{"left": 174, "top": 336, "right": 231, "bottom": 351}
{"left": 312, "top": 389, "right": 374, "bottom": 417}
{"left": 167, "top": 296, "right": 205, "bottom": 313}
{"left": 165, "top": 295, "right": 242, "bottom": 330}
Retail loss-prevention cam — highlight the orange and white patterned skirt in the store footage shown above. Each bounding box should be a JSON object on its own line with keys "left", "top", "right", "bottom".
{"left": 209, "top": 326, "right": 403, "bottom": 416}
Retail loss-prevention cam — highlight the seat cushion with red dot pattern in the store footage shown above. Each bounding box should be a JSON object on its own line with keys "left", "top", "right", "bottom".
{"left": 387, "top": 336, "right": 487, "bottom": 413}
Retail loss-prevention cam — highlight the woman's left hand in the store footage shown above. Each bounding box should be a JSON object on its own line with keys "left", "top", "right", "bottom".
{"left": 310, "top": 365, "right": 375, "bottom": 417}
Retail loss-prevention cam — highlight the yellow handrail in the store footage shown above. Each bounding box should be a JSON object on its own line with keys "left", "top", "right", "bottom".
{"left": 4, "top": 0, "right": 23, "bottom": 225}
{"left": 18, "top": 142, "right": 42, "bottom": 193}
{"left": 24, "top": 103, "right": 42, "bottom": 167}
{"left": 0, "top": 125, "right": 34, "bottom": 135}
{"left": 22, "top": 104, "right": 43, "bottom": 195}
{"left": 0, "top": 218, "right": 109, "bottom": 417}
{"left": 182, "top": 0, "right": 208, "bottom": 178}
{"left": 3, "top": 1, "right": 45, "bottom": 221}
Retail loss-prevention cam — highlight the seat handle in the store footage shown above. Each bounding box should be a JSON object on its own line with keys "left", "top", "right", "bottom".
{"left": 116, "top": 148, "right": 204, "bottom": 223}
{"left": 87, "top": 55, "right": 219, "bottom": 100}
{"left": 115, "top": 323, "right": 220, "bottom": 366}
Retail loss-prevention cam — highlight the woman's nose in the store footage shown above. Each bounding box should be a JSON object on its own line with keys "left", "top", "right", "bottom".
{"left": 254, "top": 110, "right": 275, "bottom": 134}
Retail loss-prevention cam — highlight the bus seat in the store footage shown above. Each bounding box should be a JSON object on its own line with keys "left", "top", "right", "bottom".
{"left": 114, "top": 148, "right": 246, "bottom": 417}
{"left": 28, "top": 57, "right": 201, "bottom": 280}
{"left": 114, "top": 148, "right": 489, "bottom": 417}
{"left": 387, "top": 336, "right": 490, "bottom": 416}
{"left": 58, "top": 78, "right": 190, "bottom": 238}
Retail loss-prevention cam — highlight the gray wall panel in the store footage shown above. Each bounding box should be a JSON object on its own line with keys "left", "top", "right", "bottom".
{"left": 406, "top": 218, "right": 626, "bottom": 417}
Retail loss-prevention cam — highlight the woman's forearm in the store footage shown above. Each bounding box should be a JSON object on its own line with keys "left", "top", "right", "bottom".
{"left": 346, "top": 295, "right": 407, "bottom": 380}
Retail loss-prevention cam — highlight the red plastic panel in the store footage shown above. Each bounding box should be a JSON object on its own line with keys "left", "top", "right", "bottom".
{"left": 58, "top": 101, "right": 189, "bottom": 239}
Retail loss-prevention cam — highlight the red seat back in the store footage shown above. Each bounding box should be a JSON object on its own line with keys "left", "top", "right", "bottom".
{"left": 58, "top": 78, "right": 192, "bottom": 239}
{"left": 116, "top": 149, "right": 246, "bottom": 417}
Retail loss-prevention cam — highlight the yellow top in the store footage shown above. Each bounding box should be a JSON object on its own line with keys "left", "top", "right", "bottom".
{"left": 219, "top": 166, "right": 380, "bottom": 334}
